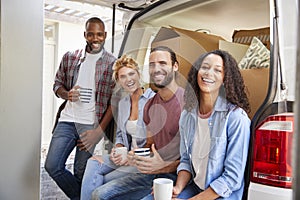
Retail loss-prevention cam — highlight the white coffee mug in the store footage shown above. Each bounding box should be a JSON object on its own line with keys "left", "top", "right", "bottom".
{"left": 153, "top": 178, "right": 173, "bottom": 200}
{"left": 115, "top": 147, "right": 128, "bottom": 161}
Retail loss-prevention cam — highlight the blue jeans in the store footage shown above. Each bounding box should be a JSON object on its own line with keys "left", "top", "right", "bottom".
{"left": 91, "top": 172, "right": 177, "bottom": 200}
{"left": 44, "top": 122, "right": 95, "bottom": 200}
{"left": 81, "top": 155, "right": 138, "bottom": 200}
{"left": 175, "top": 181, "right": 202, "bottom": 200}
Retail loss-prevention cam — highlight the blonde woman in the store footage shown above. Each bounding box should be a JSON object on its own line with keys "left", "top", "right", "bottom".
{"left": 81, "top": 55, "right": 155, "bottom": 200}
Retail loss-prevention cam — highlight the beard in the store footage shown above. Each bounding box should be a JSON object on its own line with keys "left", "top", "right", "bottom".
{"left": 152, "top": 71, "right": 174, "bottom": 88}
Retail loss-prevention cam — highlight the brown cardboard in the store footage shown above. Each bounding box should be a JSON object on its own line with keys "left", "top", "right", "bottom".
{"left": 219, "top": 40, "right": 269, "bottom": 119}
{"left": 219, "top": 40, "right": 249, "bottom": 63}
{"left": 151, "top": 26, "right": 225, "bottom": 87}
{"left": 232, "top": 27, "right": 270, "bottom": 49}
{"left": 240, "top": 67, "right": 269, "bottom": 119}
{"left": 150, "top": 26, "right": 269, "bottom": 120}
{"left": 219, "top": 41, "right": 270, "bottom": 119}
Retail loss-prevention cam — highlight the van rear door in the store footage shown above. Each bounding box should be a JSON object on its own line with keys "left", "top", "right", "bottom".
{"left": 118, "top": 0, "right": 298, "bottom": 199}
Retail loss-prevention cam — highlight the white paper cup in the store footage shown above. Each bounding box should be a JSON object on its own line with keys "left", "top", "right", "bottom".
{"left": 153, "top": 178, "right": 173, "bottom": 200}
{"left": 115, "top": 147, "right": 128, "bottom": 161}
{"left": 134, "top": 148, "right": 150, "bottom": 157}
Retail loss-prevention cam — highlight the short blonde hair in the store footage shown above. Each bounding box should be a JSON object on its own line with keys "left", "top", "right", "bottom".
{"left": 112, "top": 55, "right": 140, "bottom": 81}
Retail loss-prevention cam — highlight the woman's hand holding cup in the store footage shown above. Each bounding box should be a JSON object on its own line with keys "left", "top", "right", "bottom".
{"left": 110, "top": 146, "right": 128, "bottom": 166}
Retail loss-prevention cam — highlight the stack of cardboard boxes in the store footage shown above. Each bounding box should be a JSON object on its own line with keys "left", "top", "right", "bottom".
{"left": 151, "top": 26, "right": 270, "bottom": 119}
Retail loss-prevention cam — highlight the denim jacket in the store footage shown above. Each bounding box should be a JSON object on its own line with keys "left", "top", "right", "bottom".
{"left": 177, "top": 95, "right": 250, "bottom": 199}
{"left": 114, "top": 88, "right": 156, "bottom": 150}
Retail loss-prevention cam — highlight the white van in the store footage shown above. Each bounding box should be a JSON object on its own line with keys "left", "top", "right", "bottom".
{"left": 117, "top": 0, "right": 298, "bottom": 199}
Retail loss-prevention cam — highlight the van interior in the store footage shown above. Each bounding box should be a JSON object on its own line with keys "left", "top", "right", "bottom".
{"left": 119, "top": 0, "right": 296, "bottom": 199}
{"left": 120, "top": 0, "right": 271, "bottom": 120}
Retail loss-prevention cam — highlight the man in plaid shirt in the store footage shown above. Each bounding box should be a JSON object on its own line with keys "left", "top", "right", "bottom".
{"left": 45, "top": 17, "right": 116, "bottom": 200}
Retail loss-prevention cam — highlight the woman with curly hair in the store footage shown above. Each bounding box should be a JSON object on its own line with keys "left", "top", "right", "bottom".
{"left": 173, "top": 50, "right": 251, "bottom": 200}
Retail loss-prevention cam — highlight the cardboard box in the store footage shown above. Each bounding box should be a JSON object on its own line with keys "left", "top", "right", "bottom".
{"left": 219, "top": 40, "right": 269, "bottom": 119}
{"left": 151, "top": 26, "right": 225, "bottom": 87}
{"left": 219, "top": 39, "right": 270, "bottom": 119}
{"left": 240, "top": 68, "right": 269, "bottom": 119}
{"left": 219, "top": 40, "right": 249, "bottom": 63}
{"left": 232, "top": 27, "right": 270, "bottom": 49}
{"left": 150, "top": 26, "right": 269, "bottom": 120}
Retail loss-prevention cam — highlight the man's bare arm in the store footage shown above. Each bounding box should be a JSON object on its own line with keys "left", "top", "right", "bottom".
{"left": 78, "top": 104, "right": 113, "bottom": 151}
{"left": 56, "top": 86, "right": 80, "bottom": 102}
{"left": 152, "top": 159, "right": 180, "bottom": 174}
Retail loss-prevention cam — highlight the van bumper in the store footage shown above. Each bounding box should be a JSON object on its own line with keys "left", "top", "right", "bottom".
{"left": 247, "top": 182, "right": 292, "bottom": 200}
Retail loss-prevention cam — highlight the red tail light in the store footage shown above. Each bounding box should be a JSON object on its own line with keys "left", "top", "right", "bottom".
{"left": 251, "top": 113, "right": 294, "bottom": 188}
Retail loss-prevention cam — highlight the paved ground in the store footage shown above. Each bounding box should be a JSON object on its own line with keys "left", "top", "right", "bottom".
{"left": 40, "top": 145, "right": 73, "bottom": 200}
{"left": 40, "top": 139, "right": 107, "bottom": 200}
{"left": 40, "top": 166, "right": 71, "bottom": 200}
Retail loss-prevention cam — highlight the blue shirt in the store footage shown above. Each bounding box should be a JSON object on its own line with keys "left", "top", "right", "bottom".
{"left": 114, "top": 88, "right": 156, "bottom": 150}
{"left": 177, "top": 95, "right": 250, "bottom": 199}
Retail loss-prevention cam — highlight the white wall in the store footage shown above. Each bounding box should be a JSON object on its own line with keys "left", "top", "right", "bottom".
{"left": 57, "top": 21, "right": 86, "bottom": 61}
{"left": 56, "top": 20, "right": 123, "bottom": 61}
{"left": 41, "top": 21, "right": 85, "bottom": 146}
{"left": 0, "top": 0, "right": 43, "bottom": 199}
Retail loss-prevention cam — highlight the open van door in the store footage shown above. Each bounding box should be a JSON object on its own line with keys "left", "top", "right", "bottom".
{"left": 118, "top": 0, "right": 298, "bottom": 199}
{"left": 293, "top": 0, "right": 300, "bottom": 199}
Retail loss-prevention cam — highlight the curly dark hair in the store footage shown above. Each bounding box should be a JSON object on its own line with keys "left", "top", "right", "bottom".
{"left": 184, "top": 49, "right": 250, "bottom": 113}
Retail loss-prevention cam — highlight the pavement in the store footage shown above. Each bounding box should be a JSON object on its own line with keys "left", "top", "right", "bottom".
{"left": 40, "top": 139, "right": 107, "bottom": 200}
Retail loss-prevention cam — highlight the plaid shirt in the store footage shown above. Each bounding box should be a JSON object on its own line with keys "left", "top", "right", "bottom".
{"left": 53, "top": 48, "right": 116, "bottom": 123}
